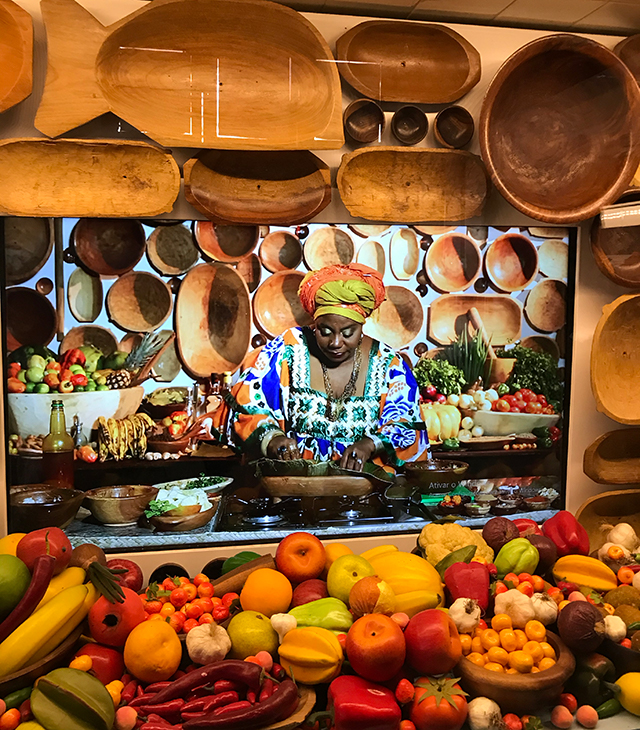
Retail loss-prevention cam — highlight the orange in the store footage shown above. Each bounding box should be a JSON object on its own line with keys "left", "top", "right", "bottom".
{"left": 0, "top": 534, "right": 26, "bottom": 556}
{"left": 240, "top": 568, "right": 293, "bottom": 617}
{"left": 124, "top": 619, "right": 182, "bottom": 683}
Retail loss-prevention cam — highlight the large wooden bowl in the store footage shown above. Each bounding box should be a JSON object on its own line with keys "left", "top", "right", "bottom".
{"left": 363, "top": 285, "right": 423, "bottom": 349}
{"left": 615, "top": 35, "right": 640, "bottom": 84}
{"left": 194, "top": 222, "right": 259, "bottom": 263}
{"left": 303, "top": 228, "right": 354, "bottom": 270}
{"left": 67, "top": 267, "right": 102, "bottom": 323}
{"left": 184, "top": 151, "right": 331, "bottom": 225}
{"left": 10, "top": 486, "right": 85, "bottom": 532}
{"left": 390, "top": 229, "right": 420, "bottom": 280}
{"left": 0, "top": 0, "right": 32, "bottom": 114}
{"left": 176, "top": 263, "right": 251, "bottom": 378}
{"left": 480, "top": 34, "right": 640, "bottom": 223}
{"left": 84, "top": 485, "right": 158, "bottom": 526}
{"left": 584, "top": 430, "right": 640, "bottom": 484}
{"left": 337, "top": 148, "right": 488, "bottom": 222}
{"left": 253, "top": 270, "right": 313, "bottom": 338}
{"left": 4, "top": 218, "right": 52, "bottom": 286}
{"left": 457, "top": 632, "right": 575, "bottom": 715}
{"left": 335, "top": 21, "right": 480, "bottom": 103}
{"left": 591, "top": 295, "right": 640, "bottom": 423}
{"left": 575, "top": 488, "right": 640, "bottom": 552}
{"left": 6, "top": 287, "right": 56, "bottom": 351}
{"left": 425, "top": 233, "right": 482, "bottom": 292}
{"left": 524, "top": 279, "right": 566, "bottom": 333}
{"left": 485, "top": 233, "right": 539, "bottom": 292}
{"left": 106, "top": 271, "right": 173, "bottom": 333}
{"left": 591, "top": 190, "right": 640, "bottom": 287}
{"left": 146, "top": 224, "right": 199, "bottom": 277}
{"left": 356, "top": 239, "right": 385, "bottom": 275}
{"left": 259, "top": 232, "right": 302, "bottom": 273}
{"left": 428, "top": 294, "right": 522, "bottom": 346}
{"left": 73, "top": 219, "right": 146, "bottom": 277}
{"left": 538, "top": 239, "right": 569, "bottom": 280}
{"left": 60, "top": 325, "right": 118, "bottom": 358}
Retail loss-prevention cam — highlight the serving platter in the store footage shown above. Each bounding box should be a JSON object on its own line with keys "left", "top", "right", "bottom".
{"left": 67, "top": 267, "right": 103, "bottom": 323}
{"left": 363, "top": 285, "right": 423, "bottom": 349}
{"left": 335, "top": 21, "right": 481, "bottom": 103}
{"left": 583, "top": 430, "right": 640, "bottom": 484}
{"left": 106, "top": 271, "right": 173, "bottom": 333}
{"left": 337, "top": 148, "right": 488, "bottom": 222}
{"left": 428, "top": 294, "right": 522, "bottom": 346}
{"left": 153, "top": 476, "right": 234, "bottom": 495}
{"left": 4, "top": 217, "right": 53, "bottom": 286}
{"left": 72, "top": 218, "right": 146, "bottom": 278}
{"left": 253, "top": 270, "right": 313, "bottom": 338}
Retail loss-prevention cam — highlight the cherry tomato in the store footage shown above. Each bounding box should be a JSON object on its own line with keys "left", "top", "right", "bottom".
{"left": 515, "top": 399, "right": 526, "bottom": 410}
{"left": 222, "top": 592, "right": 239, "bottom": 608}
{"left": 510, "top": 407, "right": 521, "bottom": 413}
{"left": 212, "top": 604, "right": 230, "bottom": 622}
{"left": 503, "top": 395, "right": 518, "bottom": 406}
{"left": 537, "top": 394, "right": 548, "bottom": 406}
{"left": 496, "top": 399, "right": 511, "bottom": 412}
{"left": 516, "top": 388, "right": 536, "bottom": 402}
{"left": 525, "top": 401, "right": 543, "bottom": 414}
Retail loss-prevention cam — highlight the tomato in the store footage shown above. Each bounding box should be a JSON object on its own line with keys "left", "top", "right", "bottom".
{"left": 495, "top": 399, "right": 511, "bottom": 412}
{"left": 515, "top": 399, "right": 526, "bottom": 410}
{"left": 537, "top": 394, "right": 548, "bottom": 406}
{"left": 502, "top": 395, "right": 518, "bottom": 406}
{"left": 544, "top": 406, "right": 555, "bottom": 414}
{"left": 411, "top": 677, "right": 468, "bottom": 730}
{"left": 73, "top": 644, "right": 125, "bottom": 685}
{"left": 525, "top": 401, "right": 543, "bottom": 414}
{"left": 515, "top": 388, "right": 536, "bottom": 402}
{"left": 510, "top": 407, "right": 521, "bottom": 413}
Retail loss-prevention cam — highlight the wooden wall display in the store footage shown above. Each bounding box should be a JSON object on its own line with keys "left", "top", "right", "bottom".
{"left": 36, "top": 0, "right": 344, "bottom": 150}
{"left": 0, "top": 0, "right": 33, "bottom": 113}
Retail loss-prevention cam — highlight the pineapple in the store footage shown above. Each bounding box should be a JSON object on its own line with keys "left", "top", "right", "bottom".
{"left": 106, "top": 333, "right": 167, "bottom": 389}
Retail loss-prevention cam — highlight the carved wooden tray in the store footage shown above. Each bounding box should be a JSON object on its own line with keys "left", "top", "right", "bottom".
{"left": 4, "top": 218, "right": 52, "bottom": 286}
{"left": 253, "top": 270, "right": 313, "bottom": 338}
{"left": 480, "top": 34, "right": 640, "bottom": 223}
{"left": 0, "top": 0, "right": 32, "bottom": 113}
{"left": 335, "top": 21, "right": 481, "bottom": 103}
{"left": 337, "top": 148, "right": 488, "bottom": 222}
{"left": 106, "top": 271, "right": 173, "bottom": 333}
{"left": 37, "top": 0, "right": 344, "bottom": 150}
{"left": 428, "top": 294, "right": 522, "bottom": 346}
{"left": 584, "top": 430, "right": 640, "bottom": 484}
{"left": 184, "top": 151, "right": 331, "bottom": 225}
{"left": 363, "top": 285, "right": 423, "bottom": 349}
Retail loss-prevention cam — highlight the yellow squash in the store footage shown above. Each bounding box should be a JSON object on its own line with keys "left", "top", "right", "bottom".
{"left": 278, "top": 626, "right": 343, "bottom": 684}
{"left": 552, "top": 555, "right": 617, "bottom": 593}
{"left": 419, "top": 402, "right": 461, "bottom": 441}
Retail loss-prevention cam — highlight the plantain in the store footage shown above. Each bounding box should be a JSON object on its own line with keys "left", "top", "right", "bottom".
{"left": 35, "top": 567, "right": 86, "bottom": 612}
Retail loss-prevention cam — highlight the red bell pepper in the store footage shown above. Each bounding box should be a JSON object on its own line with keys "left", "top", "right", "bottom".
{"left": 443, "top": 562, "right": 490, "bottom": 612}
{"left": 542, "top": 510, "right": 589, "bottom": 557}
{"left": 325, "top": 675, "right": 402, "bottom": 730}
{"left": 513, "top": 518, "right": 543, "bottom": 537}
{"left": 61, "top": 348, "right": 86, "bottom": 371}
{"left": 71, "top": 373, "right": 88, "bottom": 387}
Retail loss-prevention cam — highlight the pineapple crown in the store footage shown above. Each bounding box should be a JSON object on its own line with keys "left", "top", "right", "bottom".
{"left": 124, "top": 332, "right": 167, "bottom": 372}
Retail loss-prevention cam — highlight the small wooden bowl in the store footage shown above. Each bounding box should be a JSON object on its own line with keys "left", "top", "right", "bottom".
{"left": 234, "top": 253, "right": 262, "bottom": 293}
{"left": 146, "top": 224, "right": 199, "bottom": 276}
{"left": 83, "top": 485, "right": 158, "bottom": 526}
{"left": 390, "top": 228, "right": 420, "bottom": 280}
{"left": 10, "top": 486, "right": 85, "bottom": 532}
{"left": 67, "top": 267, "right": 103, "bottom": 323}
{"left": 404, "top": 460, "right": 469, "bottom": 488}
{"left": 428, "top": 294, "right": 522, "bottom": 346}
{"left": 106, "top": 271, "right": 173, "bottom": 333}
{"left": 4, "top": 217, "right": 52, "bottom": 286}
{"left": 391, "top": 106, "right": 428, "bottom": 145}
{"left": 259, "top": 231, "right": 302, "bottom": 273}
{"left": 343, "top": 99, "right": 385, "bottom": 144}
{"left": 591, "top": 190, "right": 640, "bottom": 287}
{"left": 36, "top": 278, "right": 53, "bottom": 296}
{"left": 363, "top": 285, "right": 423, "bottom": 349}
{"left": 150, "top": 500, "right": 219, "bottom": 532}
{"left": 584, "top": 430, "right": 640, "bottom": 484}
{"left": 60, "top": 325, "right": 119, "bottom": 358}
{"left": 538, "top": 239, "right": 569, "bottom": 280}
{"left": 524, "top": 279, "right": 566, "bottom": 333}
{"left": 193, "top": 222, "right": 259, "bottom": 263}
{"left": 356, "top": 239, "right": 385, "bottom": 275}
{"left": 425, "top": 233, "right": 482, "bottom": 292}
{"left": 5, "top": 287, "right": 56, "bottom": 351}
{"left": 253, "top": 270, "right": 313, "bottom": 338}
{"left": 485, "top": 233, "right": 539, "bottom": 292}
{"left": 72, "top": 219, "right": 146, "bottom": 277}
{"left": 615, "top": 34, "right": 640, "bottom": 84}
{"left": 520, "top": 335, "right": 560, "bottom": 360}
{"left": 303, "top": 227, "right": 354, "bottom": 270}
{"left": 434, "top": 106, "right": 474, "bottom": 149}
{"left": 147, "top": 437, "right": 191, "bottom": 454}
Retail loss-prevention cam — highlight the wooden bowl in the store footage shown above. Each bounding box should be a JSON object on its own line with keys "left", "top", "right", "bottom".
{"left": 259, "top": 231, "right": 302, "bottom": 273}
{"left": 404, "top": 460, "right": 469, "bottom": 491}
{"left": 529, "top": 227, "right": 569, "bottom": 239}
{"left": 615, "top": 35, "right": 640, "bottom": 84}
{"left": 524, "top": 279, "right": 566, "bottom": 333}
{"left": 253, "top": 270, "right": 313, "bottom": 338}
{"left": 0, "top": 0, "right": 32, "bottom": 114}
{"left": 591, "top": 190, "right": 640, "bottom": 287}
{"left": 343, "top": 99, "right": 385, "bottom": 144}
{"left": 425, "top": 233, "right": 482, "bottom": 292}
{"left": 5, "top": 287, "right": 56, "bottom": 351}
{"left": 150, "top": 500, "right": 219, "bottom": 532}
{"left": 391, "top": 106, "right": 428, "bottom": 145}
{"left": 428, "top": 294, "right": 522, "bottom": 346}
{"left": 184, "top": 150, "right": 331, "bottom": 225}
{"left": 434, "top": 106, "right": 474, "bottom": 149}
{"left": 141, "top": 387, "right": 189, "bottom": 420}
{"left": 480, "top": 34, "right": 640, "bottom": 223}
{"left": 356, "top": 239, "right": 385, "bottom": 275}
{"left": 336, "top": 21, "right": 481, "bottom": 103}
{"left": 83, "top": 485, "right": 158, "bottom": 526}
{"left": 363, "top": 285, "right": 423, "bottom": 349}
{"left": 538, "top": 239, "right": 569, "bottom": 280}
{"left": 176, "top": 263, "right": 251, "bottom": 378}
{"left": 457, "top": 632, "right": 575, "bottom": 715}
{"left": 60, "top": 325, "right": 118, "bottom": 358}
{"left": 390, "top": 228, "right": 420, "bottom": 280}
{"left": 106, "top": 271, "right": 173, "bottom": 333}
{"left": 520, "top": 335, "right": 560, "bottom": 360}
{"left": 67, "top": 267, "right": 103, "bottom": 323}
{"left": 584, "top": 430, "right": 640, "bottom": 484}
{"left": 575, "top": 488, "right": 640, "bottom": 552}
{"left": 470, "top": 409, "right": 559, "bottom": 437}
{"left": 147, "top": 436, "right": 191, "bottom": 454}
{"left": 73, "top": 219, "right": 146, "bottom": 277}
{"left": 485, "top": 233, "right": 539, "bottom": 292}
{"left": 10, "top": 486, "right": 85, "bottom": 531}
{"left": 4, "top": 217, "right": 52, "bottom": 286}
{"left": 146, "top": 224, "right": 199, "bottom": 276}
{"left": 337, "top": 148, "right": 488, "bottom": 222}
{"left": 234, "top": 253, "right": 262, "bottom": 293}
{"left": 193, "top": 222, "right": 259, "bottom": 263}
{"left": 303, "top": 227, "right": 354, "bottom": 270}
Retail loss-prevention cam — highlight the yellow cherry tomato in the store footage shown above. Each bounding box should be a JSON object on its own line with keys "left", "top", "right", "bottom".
{"left": 509, "top": 650, "right": 534, "bottom": 673}
{"left": 481, "top": 629, "right": 501, "bottom": 651}
{"left": 491, "top": 613, "right": 513, "bottom": 632}
{"left": 484, "top": 662, "right": 505, "bottom": 673}
{"left": 487, "top": 646, "right": 510, "bottom": 666}
{"left": 460, "top": 634, "right": 472, "bottom": 655}
{"left": 524, "top": 620, "right": 546, "bottom": 642}
{"left": 539, "top": 641, "right": 556, "bottom": 659}
{"left": 499, "top": 629, "right": 518, "bottom": 653}
{"left": 467, "top": 652, "right": 486, "bottom": 667}
{"left": 531, "top": 666, "right": 541, "bottom": 673}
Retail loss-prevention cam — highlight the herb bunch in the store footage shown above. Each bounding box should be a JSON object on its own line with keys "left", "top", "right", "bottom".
{"left": 441, "top": 328, "right": 489, "bottom": 388}
{"left": 413, "top": 357, "right": 466, "bottom": 396}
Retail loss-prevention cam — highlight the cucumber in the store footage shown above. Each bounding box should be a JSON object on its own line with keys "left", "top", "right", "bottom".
{"left": 596, "top": 698, "right": 622, "bottom": 719}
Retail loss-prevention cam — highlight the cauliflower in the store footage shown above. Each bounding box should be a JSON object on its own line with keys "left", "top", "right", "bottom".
{"left": 419, "top": 523, "right": 494, "bottom": 566}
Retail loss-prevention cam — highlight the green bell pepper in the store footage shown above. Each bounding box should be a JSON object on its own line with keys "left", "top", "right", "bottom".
{"left": 566, "top": 653, "right": 618, "bottom": 708}
{"left": 289, "top": 597, "right": 353, "bottom": 634}
{"left": 441, "top": 438, "right": 460, "bottom": 451}
{"left": 494, "top": 537, "right": 539, "bottom": 577}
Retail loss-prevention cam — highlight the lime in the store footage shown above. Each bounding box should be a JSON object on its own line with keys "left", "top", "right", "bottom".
{"left": 0, "top": 554, "right": 31, "bottom": 620}
{"left": 227, "top": 610, "right": 278, "bottom": 659}
{"left": 85, "top": 381, "right": 97, "bottom": 391}
{"left": 74, "top": 386, "right": 86, "bottom": 392}
{"left": 96, "top": 384, "right": 109, "bottom": 391}
{"left": 25, "top": 382, "right": 35, "bottom": 393}
{"left": 34, "top": 383, "right": 50, "bottom": 394}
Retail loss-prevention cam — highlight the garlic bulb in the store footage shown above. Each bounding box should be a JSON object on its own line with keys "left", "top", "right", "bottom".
{"left": 607, "top": 523, "right": 638, "bottom": 552}
{"left": 494, "top": 589, "right": 536, "bottom": 628}
{"left": 531, "top": 592, "right": 558, "bottom": 625}
{"left": 448, "top": 598, "right": 481, "bottom": 634}
{"left": 603, "top": 614, "right": 627, "bottom": 643}
{"left": 467, "top": 697, "right": 503, "bottom": 730}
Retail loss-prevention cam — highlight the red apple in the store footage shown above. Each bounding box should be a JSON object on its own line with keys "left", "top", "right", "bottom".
{"left": 291, "top": 579, "right": 329, "bottom": 608}
{"left": 275, "top": 532, "right": 326, "bottom": 584}
{"left": 346, "top": 613, "right": 406, "bottom": 683}
{"left": 73, "top": 643, "right": 125, "bottom": 685}
{"left": 404, "top": 609, "right": 462, "bottom": 676}
{"left": 88, "top": 587, "right": 146, "bottom": 647}
{"left": 106, "top": 558, "right": 144, "bottom": 593}
{"left": 17, "top": 527, "right": 72, "bottom": 576}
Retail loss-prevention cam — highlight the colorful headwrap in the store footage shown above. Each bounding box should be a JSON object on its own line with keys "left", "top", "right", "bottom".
{"left": 298, "top": 264, "right": 386, "bottom": 324}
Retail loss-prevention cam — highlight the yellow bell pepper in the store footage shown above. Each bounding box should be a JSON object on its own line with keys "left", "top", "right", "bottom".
{"left": 278, "top": 626, "right": 343, "bottom": 684}
{"left": 419, "top": 402, "right": 461, "bottom": 441}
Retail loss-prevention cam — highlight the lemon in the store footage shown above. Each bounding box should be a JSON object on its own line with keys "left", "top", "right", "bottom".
{"left": 0, "top": 554, "right": 31, "bottom": 620}
{"left": 0, "top": 533, "right": 26, "bottom": 556}
{"left": 227, "top": 610, "right": 278, "bottom": 659}
{"left": 616, "top": 672, "right": 640, "bottom": 715}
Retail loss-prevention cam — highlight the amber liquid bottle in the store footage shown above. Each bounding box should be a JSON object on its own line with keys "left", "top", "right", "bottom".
{"left": 42, "top": 400, "right": 75, "bottom": 489}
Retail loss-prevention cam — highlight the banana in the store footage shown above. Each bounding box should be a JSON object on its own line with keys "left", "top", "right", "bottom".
{"left": 35, "top": 567, "right": 86, "bottom": 612}
{"left": 394, "top": 590, "right": 444, "bottom": 617}
{"left": 0, "top": 585, "right": 88, "bottom": 677}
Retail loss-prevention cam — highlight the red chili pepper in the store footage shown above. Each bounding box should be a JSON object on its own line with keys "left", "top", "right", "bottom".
{"left": 146, "top": 714, "right": 176, "bottom": 728}
{"left": 246, "top": 691, "right": 256, "bottom": 705}
{"left": 121, "top": 680, "right": 139, "bottom": 705}
{"left": 213, "top": 680, "right": 242, "bottom": 695}
{"left": 182, "top": 692, "right": 239, "bottom": 714}
{"left": 444, "top": 561, "right": 491, "bottom": 611}
{"left": 130, "top": 694, "right": 160, "bottom": 708}
{"left": 121, "top": 674, "right": 133, "bottom": 685}
{"left": 18, "top": 699, "right": 32, "bottom": 723}
{"left": 146, "top": 682, "right": 173, "bottom": 694}
{"left": 270, "top": 663, "right": 286, "bottom": 681}
{"left": 213, "top": 701, "right": 252, "bottom": 716}
{"left": 512, "top": 518, "right": 543, "bottom": 537}
{"left": 137, "top": 684, "right": 146, "bottom": 698}
{"left": 542, "top": 510, "right": 590, "bottom": 556}
{"left": 138, "top": 699, "right": 185, "bottom": 723}
{"left": 259, "top": 679, "right": 274, "bottom": 703}
{"left": 141, "top": 725, "right": 183, "bottom": 730}
{"left": 186, "top": 687, "right": 210, "bottom": 701}
{"left": 326, "top": 675, "right": 402, "bottom": 730}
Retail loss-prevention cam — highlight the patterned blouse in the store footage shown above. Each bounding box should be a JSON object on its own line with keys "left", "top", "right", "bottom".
{"left": 228, "top": 327, "right": 428, "bottom": 471}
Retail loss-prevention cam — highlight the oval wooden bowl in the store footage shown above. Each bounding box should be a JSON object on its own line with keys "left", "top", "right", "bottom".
{"left": 67, "top": 267, "right": 103, "bottom": 323}
{"left": 73, "top": 218, "right": 146, "bottom": 278}
{"left": 615, "top": 35, "right": 640, "bottom": 84}
{"left": 262, "top": 476, "right": 373, "bottom": 498}
{"left": 106, "top": 271, "right": 173, "bottom": 333}
{"left": 84, "top": 485, "right": 158, "bottom": 526}
{"left": 234, "top": 253, "right": 262, "bottom": 293}
{"left": 457, "top": 632, "right": 575, "bottom": 715}
{"left": 194, "top": 222, "right": 259, "bottom": 263}
{"left": 176, "top": 263, "right": 251, "bottom": 378}
{"left": 575, "top": 488, "right": 640, "bottom": 552}
{"left": 480, "top": 34, "right": 640, "bottom": 223}
{"left": 591, "top": 190, "right": 640, "bottom": 287}
{"left": 356, "top": 239, "right": 385, "bottom": 275}
{"left": 425, "top": 232, "right": 482, "bottom": 292}
{"left": 253, "top": 270, "right": 313, "bottom": 338}
{"left": 391, "top": 105, "right": 428, "bottom": 146}
{"left": 10, "top": 486, "right": 85, "bottom": 532}
{"left": 337, "top": 148, "right": 488, "bottom": 222}
{"left": 184, "top": 150, "right": 331, "bottom": 225}
{"left": 584, "top": 430, "right": 640, "bottom": 484}
{"left": 520, "top": 335, "right": 560, "bottom": 360}
{"left": 0, "top": 0, "right": 32, "bottom": 114}
{"left": 259, "top": 231, "right": 302, "bottom": 273}
{"left": 4, "top": 217, "right": 52, "bottom": 286}
{"left": 434, "top": 106, "right": 475, "bottom": 149}
{"left": 6, "top": 287, "right": 56, "bottom": 351}
{"left": 524, "top": 279, "right": 566, "bottom": 333}
{"left": 343, "top": 99, "right": 385, "bottom": 144}
{"left": 349, "top": 225, "right": 391, "bottom": 238}
{"left": 538, "top": 239, "right": 569, "bottom": 280}
{"left": 591, "top": 294, "right": 640, "bottom": 423}
{"left": 363, "top": 285, "right": 423, "bottom": 349}
{"left": 485, "top": 233, "right": 539, "bottom": 292}
{"left": 336, "top": 21, "right": 480, "bottom": 103}
{"left": 60, "top": 325, "right": 119, "bottom": 358}
{"left": 428, "top": 294, "right": 522, "bottom": 346}
{"left": 390, "top": 228, "right": 420, "bottom": 280}
{"left": 303, "top": 227, "right": 354, "bottom": 270}
{"left": 146, "top": 224, "right": 199, "bottom": 276}
{"left": 150, "top": 501, "right": 219, "bottom": 532}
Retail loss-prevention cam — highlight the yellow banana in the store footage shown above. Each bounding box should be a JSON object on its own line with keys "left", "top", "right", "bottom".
{"left": 35, "top": 567, "right": 86, "bottom": 612}
{"left": 360, "top": 545, "right": 399, "bottom": 562}
{"left": 30, "top": 583, "right": 99, "bottom": 663}
{"left": 0, "top": 584, "right": 88, "bottom": 677}
{"left": 395, "top": 590, "right": 444, "bottom": 617}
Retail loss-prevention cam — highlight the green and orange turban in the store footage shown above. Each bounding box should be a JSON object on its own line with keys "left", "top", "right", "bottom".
{"left": 298, "top": 264, "right": 386, "bottom": 324}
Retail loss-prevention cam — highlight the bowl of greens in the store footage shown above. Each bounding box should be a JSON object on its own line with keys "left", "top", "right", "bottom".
{"left": 153, "top": 473, "right": 233, "bottom": 496}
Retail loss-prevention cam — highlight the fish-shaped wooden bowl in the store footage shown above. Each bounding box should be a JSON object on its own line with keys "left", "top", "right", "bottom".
{"left": 390, "top": 229, "right": 420, "bottom": 280}
{"left": 253, "top": 270, "right": 313, "bottom": 339}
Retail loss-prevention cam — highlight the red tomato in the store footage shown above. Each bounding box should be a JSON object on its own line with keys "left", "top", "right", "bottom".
{"left": 510, "top": 407, "right": 521, "bottom": 413}
{"left": 515, "top": 399, "right": 527, "bottom": 410}
{"left": 515, "top": 388, "right": 536, "bottom": 402}
{"left": 525, "top": 401, "right": 543, "bottom": 414}
{"left": 496, "top": 399, "right": 511, "bottom": 412}
{"left": 502, "top": 395, "right": 518, "bottom": 406}
{"left": 544, "top": 406, "right": 555, "bottom": 414}
{"left": 410, "top": 678, "right": 468, "bottom": 730}
{"left": 537, "top": 394, "right": 548, "bottom": 406}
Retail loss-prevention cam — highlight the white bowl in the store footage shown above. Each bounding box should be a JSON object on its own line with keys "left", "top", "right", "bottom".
{"left": 7, "top": 387, "right": 144, "bottom": 438}
{"left": 470, "top": 409, "right": 559, "bottom": 436}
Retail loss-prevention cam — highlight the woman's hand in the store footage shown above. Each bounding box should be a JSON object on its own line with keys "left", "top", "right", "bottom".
{"left": 340, "top": 438, "right": 375, "bottom": 472}
{"left": 267, "top": 435, "right": 301, "bottom": 461}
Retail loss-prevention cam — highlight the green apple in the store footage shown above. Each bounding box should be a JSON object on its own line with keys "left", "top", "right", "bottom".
{"left": 16, "top": 371, "right": 27, "bottom": 383}
{"left": 27, "top": 355, "right": 47, "bottom": 371}
{"left": 25, "top": 382, "right": 35, "bottom": 393}
{"left": 34, "top": 383, "right": 50, "bottom": 394}
{"left": 25, "top": 367, "right": 45, "bottom": 383}
{"left": 327, "top": 554, "right": 375, "bottom": 604}
{"left": 85, "top": 380, "right": 97, "bottom": 391}
{"left": 96, "top": 384, "right": 109, "bottom": 391}
{"left": 69, "top": 364, "right": 86, "bottom": 374}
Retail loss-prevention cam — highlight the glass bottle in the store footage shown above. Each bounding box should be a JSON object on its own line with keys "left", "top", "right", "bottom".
{"left": 42, "top": 400, "right": 75, "bottom": 489}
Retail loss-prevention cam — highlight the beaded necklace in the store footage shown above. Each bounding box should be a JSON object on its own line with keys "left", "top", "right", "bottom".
{"left": 320, "top": 344, "right": 362, "bottom": 421}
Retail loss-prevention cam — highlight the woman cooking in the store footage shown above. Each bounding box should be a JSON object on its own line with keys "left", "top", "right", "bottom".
{"left": 228, "top": 264, "right": 428, "bottom": 473}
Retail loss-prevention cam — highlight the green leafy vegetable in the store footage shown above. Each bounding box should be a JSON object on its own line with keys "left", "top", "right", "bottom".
{"left": 144, "top": 500, "right": 174, "bottom": 518}
{"left": 413, "top": 358, "right": 466, "bottom": 396}
{"left": 497, "top": 344, "right": 563, "bottom": 410}
{"left": 440, "top": 328, "right": 488, "bottom": 388}
{"left": 189, "top": 473, "right": 227, "bottom": 490}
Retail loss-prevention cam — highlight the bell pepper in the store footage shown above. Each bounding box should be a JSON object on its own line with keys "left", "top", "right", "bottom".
{"left": 70, "top": 373, "right": 88, "bottom": 387}
{"left": 494, "top": 538, "right": 540, "bottom": 578}
{"left": 513, "top": 518, "right": 543, "bottom": 536}
{"left": 443, "top": 561, "right": 490, "bottom": 612}
{"left": 326, "top": 675, "right": 402, "bottom": 730}
{"left": 542, "top": 510, "right": 590, "bottom": 557}
{"left": 566, "top": 653, "right": 618, "bottom": 708}
{"left": 61, "top": 348, "right": 86, "bottom": 371}
{"left": 288, "top": 597, "right": 353, "bottom": 635}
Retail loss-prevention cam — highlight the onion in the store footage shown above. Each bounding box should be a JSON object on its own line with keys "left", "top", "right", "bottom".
{"left": 69, "top": 543, "right": 107, "bottom": 571}
{"left": 557, "top": 600, "right": 605, "bottom": 653}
